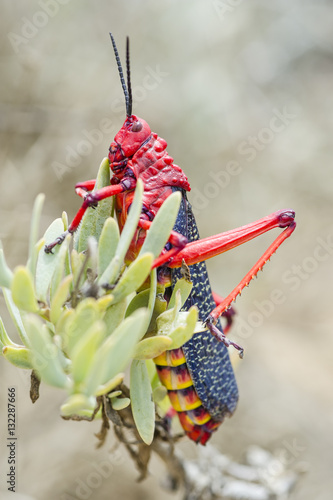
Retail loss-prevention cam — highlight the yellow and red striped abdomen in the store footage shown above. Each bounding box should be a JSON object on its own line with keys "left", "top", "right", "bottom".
{"left": 154, "top": 347, "right": 222, "bottom": 444}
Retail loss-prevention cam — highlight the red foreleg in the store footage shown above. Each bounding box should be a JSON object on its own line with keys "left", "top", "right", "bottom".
{"left": 75, "top": 179, "right": 97, "bottom": 198}
{"left": 44, "top": 178, "right": 136, "bottom": 253}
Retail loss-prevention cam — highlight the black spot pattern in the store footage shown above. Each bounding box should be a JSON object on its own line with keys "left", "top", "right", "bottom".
{"left": 170, "top": 189, "right": 238, "bottom": 421}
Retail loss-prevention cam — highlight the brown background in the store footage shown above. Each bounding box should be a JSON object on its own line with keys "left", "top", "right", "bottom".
{"left": 0, "top": 1, "right": 332, "bottom": 499}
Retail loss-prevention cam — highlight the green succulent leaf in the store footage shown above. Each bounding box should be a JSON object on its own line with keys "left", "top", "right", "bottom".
{"left": 2, "top": 345, "right": 33, "bottom": 369}
{"left": 139, "top": 191, "right": 181, "bottom": 259}
{"left": 98, "top": 179, "right": 144, "bottom": 285}
{"left": 0, "top": 317, "right": 18, "bottom": 350}
{"left": 98, "top": 217, "right": 120, "bottom": 277}
{"left": 167, "top": 277, "right": 193, "bottom": 310}
{"left": 61, "top": 298, "right": 100, "bottom": 355}
{"left": 125, "top": 288, "right": 150, "bottom": 317}
{"left": 25, "top": 315, "right": 70, "bottom": 389}
{"left": 94, "top": 373, "right": 124, "bottom": 397}
{"left": 11, "top": 266, "right": 39, "bottom": 313}
{"left": 35, "top": 217, "right": 66, "bottom": 302}
{"left": 155, "top": 289, "right": 202, "bottom": 349}
{"left": 130, "top": 359, "right": 155, "bottom": 445}
{"left": 133, "top": 335, "right": 172, "bottom": 360}
{"left": 50, "top": 234, "right": 71, "bottom": 302}
{"left": 156, "top": 289, "right": 182, "bottom": 333}
{"left": 27, "top": 193, "right": 45, "bottom": 277}
{"left": 49, "top": 274, "right": 73, "bottom": 325}
{"left": 70, "top": 250, "right": 87, "bottom": 290}
{"left": 110, "top": 396, "right": 131, "bottom": 411}
{"left": 0, "top": 248, "right": 13, "bottom": 289}
{"left": 152, "top": 385, "right": 168, "bottom": 403}
{"left": 74, "top": 158, "right": 113, "bottom": 252}
{"left": 168, "top": 306, "right": 199, "bottom": 349}
{"left": 84, "top": 308, "right": 149, "bottom": 396}
{"left": 60, "top": 394, "right": 96, "bottom": 417}
{"left": 2, "top": 289, "right": 29, "bottom": 346}
{"left": 103, "top": 299, "right": 127, "bottom": 338}
{"left": 71, "top": 320, "right": 105, "bottom": 387}
{"left": 110, "top": 253, "right": 154, "bottom": 303}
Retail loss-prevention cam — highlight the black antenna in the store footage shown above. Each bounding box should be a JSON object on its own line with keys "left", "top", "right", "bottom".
{"left": 109, "top": 33, "right": 131, "bottom": 117}
{"left": 126, "top": 37, "right": 133, "bottom": 117}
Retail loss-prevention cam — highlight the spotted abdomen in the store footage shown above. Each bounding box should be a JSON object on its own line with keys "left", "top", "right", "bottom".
{"left": 153, "top": 189, "right": 238, "bottom": 444}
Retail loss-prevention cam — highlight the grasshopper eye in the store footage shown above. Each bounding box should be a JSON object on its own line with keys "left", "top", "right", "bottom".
{"left": 131, "top": 121, "right": 143, "bottom": 132}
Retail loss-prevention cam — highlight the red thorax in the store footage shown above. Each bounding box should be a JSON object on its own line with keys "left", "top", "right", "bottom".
{"left": 108, "top": 115, "right": 190, "bottom": 262}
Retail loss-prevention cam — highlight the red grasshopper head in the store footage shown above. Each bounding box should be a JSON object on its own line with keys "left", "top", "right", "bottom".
{"left": 108, "top": 114, "right": 151, "bottom": 169}
{"left": 108, "top": 34, "right": 151, "bottom": 171}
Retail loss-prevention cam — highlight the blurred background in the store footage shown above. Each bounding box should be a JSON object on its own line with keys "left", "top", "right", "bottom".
{"left": 0, "top": 1, "right": 332, "bottom": 499}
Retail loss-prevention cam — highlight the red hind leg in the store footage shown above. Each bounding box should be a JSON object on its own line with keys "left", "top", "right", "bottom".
{"left": 212, "top": 292, "right": 236, "bottom": 335}
{"left": 167, "top": 209, "right": 296, "bottom": 356}
{"left": 138, "top": 219, "right": 188, "bottom": 267}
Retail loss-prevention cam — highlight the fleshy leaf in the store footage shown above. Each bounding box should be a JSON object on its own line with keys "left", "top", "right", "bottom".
{"left": 50, "top": 234, "right": 71, "bottom": 302}
{"left": 25, "top": 315, "right": 70, "bottom": 389}
{"left": 125, "top": 288, "right": 150, "bottom": 317}
{"left": 168, "top": 306, "right": 199, "bottom": 349}
{"left": 11, "top": 266, "right": 39, "bottom": 313}
{"left": 35, "top": 217, "right": 66, "bottom": 302}
{"left": 74, "top": 158, "right": 113, "bottom": 252}
{"left": 60, "top": 394, "right": 96, "bottom": 417}
{"left": 71, "top": 321, "right": 105, "bottom": 386}
{"left": 0, "top": 248, "right": 13, "bottom": 288}
{"left": 2, "top": 345, "right": 32, "bottom": 369}
{"left": 61, "top": 298, "right": 100, "bottom": 355}
{"left": 27, "top": 193, "right": 45, "bottom": 277}
{"left": 103, "top": 299, "right": 127, "bottom": 338}
{"left": 49, "top": 274, "right": 73, "bottom": 325}
{"left": 98, "top": 217, "right": 120, "bottom": 277}
{"left": 130, "top": 359, "right": 155, "bottom": 445}
{"left": 84, "top": 308, "right": 148, "bottom": 396}
{"left": 152, "top": 385, "right": 168, "bottom": 403}
{"left": 155, "top": 290, "right": 182, "bottom": 334}
{"left": 110, "top": 396, "right": 131, "bottom": 411}
{"left": 167, "top": 277, "right": 193, "bottom": 310}
{"left": 139, "top": 191, "right": 181, "bottom": 259}
{"left": 133, "top": 335, "right": 172, "bottom": 360}
{"left": 2, "top": 289, "right": 29, "bottom": 346}
{"left": 98, "top": 179, "right": 144, "bottom": 285}
{"left": 70, "top": 250, "right": 87, "bottom": 291}
{"left": 0, "top": 317, "right": 19, "bottom": 350}
{"left": 110, "top": 253, "right": 153, "bottom": 303}
{"left": 94, "top": 373, "right": 124, "bottom": 397}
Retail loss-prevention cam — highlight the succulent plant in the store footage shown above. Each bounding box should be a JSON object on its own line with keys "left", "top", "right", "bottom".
{"left": 0, "top": 157, "right": 204, "bottom": 446}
